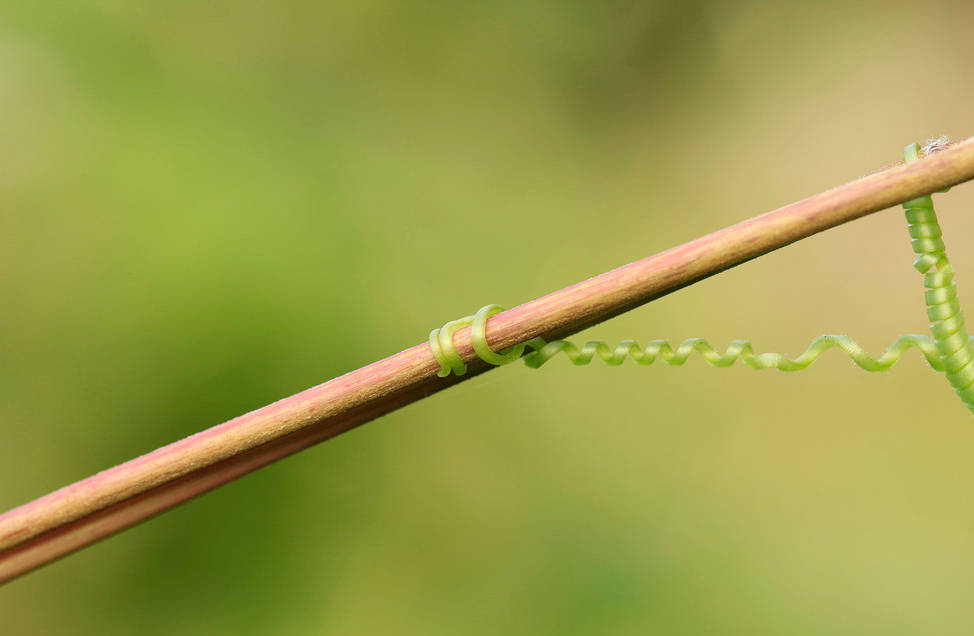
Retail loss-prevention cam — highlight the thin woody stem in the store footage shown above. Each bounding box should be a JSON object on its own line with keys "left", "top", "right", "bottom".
{"left": 3, "top": 137, "right": 974, "bottom": 584}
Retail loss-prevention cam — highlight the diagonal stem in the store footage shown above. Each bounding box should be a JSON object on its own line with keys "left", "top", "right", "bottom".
{"left": 3, "top": 137, "right": 974, "bottom": 584}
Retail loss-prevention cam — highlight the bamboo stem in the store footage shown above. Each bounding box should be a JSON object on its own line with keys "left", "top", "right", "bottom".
{"left": 3, "top": 138, "right": 974, "bottom": 584}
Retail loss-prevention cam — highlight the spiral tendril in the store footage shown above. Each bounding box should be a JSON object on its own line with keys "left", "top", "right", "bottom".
{"left": 902, "top": 143, "right": 974, "bottom": 412}
{"left": 427, "top": 142, "right": 974, "bottom": 414}
{"left": 521, "top": 334, "right": 949, "bottom": 372}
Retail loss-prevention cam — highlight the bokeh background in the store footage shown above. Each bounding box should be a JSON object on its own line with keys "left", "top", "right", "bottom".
{"left": 3, "top": 1, "right": 974, "bottom": 633}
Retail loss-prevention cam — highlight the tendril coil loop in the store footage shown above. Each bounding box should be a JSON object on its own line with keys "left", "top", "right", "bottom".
{"left": 428, "top": 141, "right": 974, "bottom": 415}
{"left": 902, "top": 143, "right": 974, "bottom": 412}
{"left": 429, "top": 304, "right": 546, "bottom": 377}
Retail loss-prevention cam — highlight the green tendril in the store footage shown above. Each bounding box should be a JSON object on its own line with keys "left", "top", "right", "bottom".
{"left": 901, "top": 143, "right": 974, "bottom": 412}
{"left": 429, "top": 304, "right": 546, "bottom": 377}
{"left": 428, "top": 142, "right": 974, "bottom": 415}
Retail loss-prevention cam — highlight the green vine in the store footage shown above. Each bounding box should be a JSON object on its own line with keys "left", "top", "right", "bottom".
{"left": 429, "top": 142, "right": 974, "bottom": 415}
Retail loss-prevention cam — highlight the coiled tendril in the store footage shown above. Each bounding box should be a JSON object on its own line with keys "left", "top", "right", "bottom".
{"left": 901, "top": 143, "right": 974, "bottom": 411}
{"left": 428, "top": 141, "right": 974, "bottom": 414}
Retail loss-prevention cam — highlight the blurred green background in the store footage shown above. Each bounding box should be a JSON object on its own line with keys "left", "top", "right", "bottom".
{"left": 3, "top": 1, "right": 974, "bottom": 633}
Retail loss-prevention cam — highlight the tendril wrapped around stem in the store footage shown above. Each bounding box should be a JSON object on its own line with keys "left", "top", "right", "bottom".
{"left": 427, "top": 141, "right": 974, "bottom": 415}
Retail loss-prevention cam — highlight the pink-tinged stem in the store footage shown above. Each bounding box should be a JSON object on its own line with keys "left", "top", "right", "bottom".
{"left": 3, "top": 137, "right": 974, "bottom": 584}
